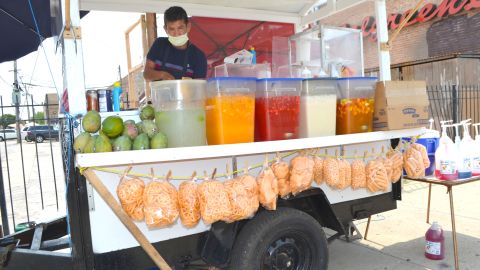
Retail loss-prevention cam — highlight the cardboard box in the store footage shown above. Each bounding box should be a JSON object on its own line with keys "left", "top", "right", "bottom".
{"left": 373, "top": 81, "right": 430, "bottom": 131}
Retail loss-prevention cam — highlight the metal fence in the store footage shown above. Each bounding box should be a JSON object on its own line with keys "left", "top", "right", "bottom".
{"left": 427, "top": 85, "right": 480, "bottom": 136}
{"left": 0, "top": 96, "right": 65, "bottom": 236}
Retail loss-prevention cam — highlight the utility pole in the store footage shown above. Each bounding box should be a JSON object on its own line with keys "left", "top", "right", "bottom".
{"left": 13, "top": 61, "right": 21, "bottom": 143}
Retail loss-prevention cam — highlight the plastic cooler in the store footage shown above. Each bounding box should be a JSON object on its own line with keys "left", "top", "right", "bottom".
{"left": 214, "top": 63, "right": 271, "bottom": 78}
{"left": 206, "top": 77, "right": 256, "bottom": 145}
{"left": 335, "top": 77, "right": 377, "bottom": 135}
{"left": 255, "top": 78, "right": 302, "bottom": 141}
{"left": 300, "top": 78, "right": 338, "bottom": 138}
{"left": 151, "top": 80, "right": 207, "bottom": 148}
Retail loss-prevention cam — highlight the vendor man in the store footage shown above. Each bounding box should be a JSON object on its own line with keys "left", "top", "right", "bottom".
{"left": 143, "top": 6, "right": 207, "bottom": 81}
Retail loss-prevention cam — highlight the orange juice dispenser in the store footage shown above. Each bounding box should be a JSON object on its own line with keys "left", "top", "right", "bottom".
{"left": 336, "top": 77, "right": 377, "bottom": 135}
{"left": 206, "top": 77, "right": 256, "bottom": 145}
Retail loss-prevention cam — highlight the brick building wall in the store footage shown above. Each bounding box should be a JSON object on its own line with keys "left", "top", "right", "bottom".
{"left": 319, "top": 0, "right": 480, "bottom": 69}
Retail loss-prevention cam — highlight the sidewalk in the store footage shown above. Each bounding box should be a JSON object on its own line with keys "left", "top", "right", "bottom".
{"left": 329, "top": 180, "right": 480, "bottom": 270}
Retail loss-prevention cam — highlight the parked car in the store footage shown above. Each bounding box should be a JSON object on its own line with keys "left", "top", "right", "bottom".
{"left": 21, "top": 126, "right": 30, "bottom": 141}
{"left": 25, "top": 125, "right": 59, "bottom": 143}
{"left": 0, "top": 129, "right": 17, "bottom": 141}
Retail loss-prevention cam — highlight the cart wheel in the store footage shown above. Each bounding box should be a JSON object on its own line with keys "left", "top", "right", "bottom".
{"left": 227, "top": 207, "right": 328, "bottom": 270}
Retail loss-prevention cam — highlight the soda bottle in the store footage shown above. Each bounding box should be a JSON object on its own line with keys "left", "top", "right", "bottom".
{"left": 425, "top": 221, "right": 445, "bottom": 260}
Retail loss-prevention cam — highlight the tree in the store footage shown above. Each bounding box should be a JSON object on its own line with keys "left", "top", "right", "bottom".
{"left": 0, "top": 114, "right": 16, "bottom": 129}
{"left": 34, "top": 112, "right": 45, "bottom": 125}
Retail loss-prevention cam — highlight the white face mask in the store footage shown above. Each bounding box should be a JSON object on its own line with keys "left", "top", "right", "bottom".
{"left": 168, "top": 33, "right": 189, "bottom": 47}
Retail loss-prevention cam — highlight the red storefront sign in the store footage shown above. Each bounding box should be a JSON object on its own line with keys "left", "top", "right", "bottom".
{"left": 344, "top": 0, "right": 480, "bottom": 40}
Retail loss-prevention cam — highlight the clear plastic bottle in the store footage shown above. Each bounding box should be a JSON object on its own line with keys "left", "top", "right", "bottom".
{"left": 425, "top": 221, "right": 445, "bottom": 260}
{"left": 458, "top": 120, "right": 474, "bottom": 179}
{"left": 472, "top": 123, "right": 480, "bottom": 176}
{"left": 250, "top": 46, "right": 256, "bottom": 64}
{"left": 435, "top": 122, "right": 459, "bottom": 180}
{"left": 112, "top": 81, "right": 122, "bottom": 112}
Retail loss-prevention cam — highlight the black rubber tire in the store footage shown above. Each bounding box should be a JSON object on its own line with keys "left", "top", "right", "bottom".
{"left": 227, "top": 207, "right": 328, "bottom": 270}
{"left": 35, "top": 135, "right": 44, "bottom": 143}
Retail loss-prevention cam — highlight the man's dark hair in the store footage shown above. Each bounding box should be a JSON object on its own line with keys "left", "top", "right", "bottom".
{"left": 164, "top": 6, "right": 188, "bottom": 25}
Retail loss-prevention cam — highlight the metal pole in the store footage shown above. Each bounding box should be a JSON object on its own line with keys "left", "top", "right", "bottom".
{"left": 0, "top": 141, "right": 11, "bottom": 235}
{"left": 364, "top": 216, "right": 372, "bottom": 240}
{"left": 375, "top": 0, "right": 391, "bottom": 81}
{"left": 426, "top": 183, "right": 432, "bottom": 224}
{"left": 14, "top": 61, "right": 21, "bottom": 143}
{"left": 448, "top": 187, "right": 459, "bottom": 270}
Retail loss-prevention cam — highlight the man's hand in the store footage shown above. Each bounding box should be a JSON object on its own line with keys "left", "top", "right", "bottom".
{"left": 159, "top": 71, "right": 175, "bottom": 80}
{"left": 143, "top": 59, "right": 175, "bottom": 81}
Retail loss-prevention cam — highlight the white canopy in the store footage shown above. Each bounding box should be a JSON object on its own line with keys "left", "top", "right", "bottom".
{"left": 79, "top": 0, "right": 371, "bottom": 26}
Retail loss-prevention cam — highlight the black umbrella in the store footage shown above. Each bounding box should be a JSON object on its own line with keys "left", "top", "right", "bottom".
{"left": 0, "top": 0, "right": 52, "bottom": 63}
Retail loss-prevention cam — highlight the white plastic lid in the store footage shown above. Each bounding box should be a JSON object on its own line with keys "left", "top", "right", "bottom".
{"left": 431, "top": 221, "right": 442, "bottom": 230}
{"left": 421, "top": 129, "right": 440, "bottom": 139}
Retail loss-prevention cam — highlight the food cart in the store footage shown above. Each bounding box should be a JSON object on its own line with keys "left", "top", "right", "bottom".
{"left": 0, "top": 1, "right": 425, "bottom": 270}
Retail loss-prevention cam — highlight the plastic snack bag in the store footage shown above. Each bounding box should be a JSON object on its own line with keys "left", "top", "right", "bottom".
{"left": 271, "top": 153, "right": 291, "bottom": 198}
{"left": 143, "top": 169, "right": 179, "bottom": 229}
{"left": 257, "top": 157, "right": 279, "bottom": 210}
{"left": 178, "top": 172, "right": 200, "bottom": 228}
{"left": 289, "top": 151, "right": 314, "bottom": 195}
{"left": 116, "top": 166, "right": 145, "bottom": 221}
{"left": 197, "top": 169, "right": 232, "bottom": 224}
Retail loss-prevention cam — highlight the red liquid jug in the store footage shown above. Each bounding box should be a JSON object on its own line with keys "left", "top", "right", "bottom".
{"left": 425, "top": 221, "right": 445, "bottom": 260}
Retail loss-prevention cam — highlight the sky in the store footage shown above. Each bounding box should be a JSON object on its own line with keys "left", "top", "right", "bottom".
{"left": 0, "top": 11, "right": 166, "bottom": 117}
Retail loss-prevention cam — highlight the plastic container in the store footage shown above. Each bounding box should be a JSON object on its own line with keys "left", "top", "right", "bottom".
{"left": 335, "top": 77, "right": 377, "bottom": 135}
{"left": 458, "top": 120, "right": 475, "bottom": 179}
{"left": 112, "top": 82, "right": 122, "bottom": 112}
{"left": 472, "top": 123, "right": 480, "bottom": 176}
{"left": 425, "top": 221, "right": 445, "bottom": 260}
{"left": 250, "top": 47, "right": 256, "bottom": 64}
{"left": 425, "top": 154, "right": 436, "bottom": 176}
{"left": 435, "top": 123, "right": 459, "bottom": 180}
{"left": 206, "top": 77, "right": 256, "bottom": 145}
{"left": 151, "top": 80, "right": 207, "bottom": 148}
{"left": 299, "top": 78, "right": 337, "bottom": 138}
{"left": 255, "top": 78, "right": 301, "bottom": 141}
{"left": 214, "top": 63, "right": 271, "bottom": 78}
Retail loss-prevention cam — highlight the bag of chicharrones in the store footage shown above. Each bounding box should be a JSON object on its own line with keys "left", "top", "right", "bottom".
{"left": 351, "top": 159, "right": 367, "bottom": 190}
{"left": 224, "top": 169, "right": 259, "bottom": 222}
{"left": 366, "top": 160, "right": 389, "bottom": 193}
{"left": 178, "top": 172, "right": 201, "bottom": 228}
{"left": 237, "top": 169, "right": 260, "bottom": 216}
{"left": 197, "top": 170, "right": 232, "bottom": 225}
{"left": 337, "top": 159, "right": 352, "bottom": 190}
{"left": 313, "top": 154, "right": 324, "bottom": 185}
{"left": 324, "top": 152, "right": 340, "bottom": 189}
{"left": 257, "top": 157, "right": 279, "bottom": 210}
{"left": 271, "top": 153, "right": 291, "bottom": 198}
{"left": 143, "top": 170, "right": 179, "bottom": 229}
{"left": 289, "top": 151, "right": 314, "bottom": 195}
{"left": 116, "top": 166, "right": 145, "bottom": 221}
{"left": 387, "top": 148, "right": 403, "bottom": 182}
